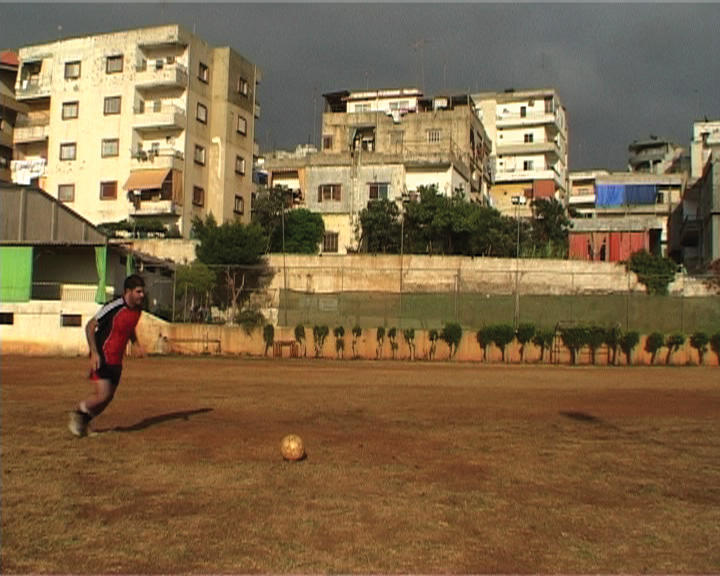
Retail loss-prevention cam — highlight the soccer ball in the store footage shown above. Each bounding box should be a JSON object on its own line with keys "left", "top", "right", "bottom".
{"left": 280, "top": 434, "right": 305, "bottom": 461}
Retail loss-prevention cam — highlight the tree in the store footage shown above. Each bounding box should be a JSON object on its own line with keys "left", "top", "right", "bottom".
{"left": 263, "top": 324, "right": 274, "bottom": 356}
{"left": 403, "top": 328, "right": 416, "bottom": 361}
{"left": 333, "top": 326, "right": 345, "bottom": 359}
{"left": 689, "top": 332, "right": 709, "bottom": 365}
{"left": 358, "top": 199, "right": 401, "bottom": 253}
{"left": 665, "top": 333, "right": 685, "bottom": 365}
{"left": 561, "top": 326, "right": 590, "bottom": 365}
{"left": 619, "top": 331, "right": 640, "bottom": 365}
{"left": 587, "top": 326, "right": 607, "bottom": 365}
{"left": 645, "top": 332, "right": 664, "bottom": 365}
{"left": 440, "top": 322, "right": 463, "bottom": 359}
{"left": 516, "top": 323, "right": 536, "bottom": 363}
{"left": 294, "top": 324, "right": 306, "bottom": 357}
{"left": 477, "top": 326, "right": 493, "bottom": 362}
{"left": 529, "top": 198, "right": 571, "bottom": 258}
{"left": 351, "top": 324, "right": 362, "bottom": 359}
{"left": 281, "top": 209, "right": 325, "bottom": 253}
{"left": 376, "top": 327, "right": 386, "bottom": 359}
{"left": 532, "top": 329, "right": 555, "bottom": 363}
{"left": 387, "top": 327, "right": 398, "bottom": 359}
{"left": 627, "top": 251, "right": 677, "bottom": 295}
{"left": 489, "top": 324, "right": 515, "bottom": 363}
{"left": 312, "top": 325, "right": 329, "bottom": 358}
{"left": 175, "top": 260, "right": 216, "bottom": 322}
{"left": 428, "top": 329, "right": 439, "bottom": 360}
{"left": 604, "top": 324, "right": 622, "bottom": 366}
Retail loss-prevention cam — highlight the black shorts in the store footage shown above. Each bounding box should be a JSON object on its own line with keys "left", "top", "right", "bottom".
{"left": 89, "top": 364, "right": 122, "bottom": 387}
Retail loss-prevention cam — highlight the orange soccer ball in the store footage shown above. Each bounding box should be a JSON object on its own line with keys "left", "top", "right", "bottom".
{"left": 280, "top": 434, "right": 305, "bottom": 461}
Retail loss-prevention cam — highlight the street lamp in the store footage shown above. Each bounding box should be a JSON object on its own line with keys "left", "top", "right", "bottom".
{"left": 511, "top": 195, "right": 526, "bottom": 330}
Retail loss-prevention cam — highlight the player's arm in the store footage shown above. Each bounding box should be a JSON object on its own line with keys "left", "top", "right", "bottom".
{"left": 86, "top": 316, "right": 100, "bottom": 370}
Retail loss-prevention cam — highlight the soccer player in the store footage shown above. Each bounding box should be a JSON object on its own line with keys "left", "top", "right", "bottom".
{"left": 68, "top": 274, "right": 146, "bottom": 437}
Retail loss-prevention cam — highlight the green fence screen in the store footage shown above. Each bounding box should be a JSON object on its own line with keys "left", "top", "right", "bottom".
{"left": 0, "top": 246, "right": 33, "bottom": 302}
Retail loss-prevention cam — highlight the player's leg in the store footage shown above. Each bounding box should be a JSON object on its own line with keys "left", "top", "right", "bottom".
{"left": 68, "top": 366, "right": 120, "bottom": 437}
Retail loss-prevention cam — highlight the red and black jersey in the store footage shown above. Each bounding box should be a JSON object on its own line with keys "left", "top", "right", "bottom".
{"left": 93, "top": 296, "right": 142, "bottom": 366}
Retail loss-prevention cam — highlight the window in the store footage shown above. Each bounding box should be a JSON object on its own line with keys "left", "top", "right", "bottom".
{"left": 237, "top": 77, "right": 248, "bottom": 96}
{"left": 198, "top": 62, "right": 209, "bottom": 83}
{"left": 235, "top": 155, "right": 246, "bottom": 175}
{"left": 355, "top": 103, "right": 371, "bottom": 113}
{"left": 317, "top": 184, "right": 341, "bottom": 202}
{"left": 101, "top": 138, "right": 119, "bottom": 158}
{"left": 545, "top": 96, "right": 554, "bottom": 113}
{"left": 427, "top": 129, "right": 441, "bottom": 143}
{"left": 520, "top": 106, "right": 527, "bottom": 118}
{"left": 106, "top": 55, "right": 123, "bottom": 74}
{"left": 104, "top": 96, "right": 121, "bottom": 115}
{"left": 192, "top": 185, "right": 204, "bottom": 206}
{"left": 234, "top": 195, "right": 244, "bottom": 215}
{"left": 523, "top": 160, "right": 534, "bottom": 171}
{"left": 524, "top": 133, "right": 534, "bottom": 143}
{"left": 656, "top": 191, "right": 665, "bottom": 204}
{"left": 61, "top": 314, "right": 82, "bottom": 327}
{"left": 322, "top": 135, "right": 333, "bottom": 150}
{"left": 194, "top": 144, "right": 206, "bottom": 165}
{"left": 60, "top": 143, "right": 77, "bottom": 161}
{"left": 64, "top": 61, "right": 81, "bottom": 79}
{"left": 100, "top": 181, "right": 117, "bottom": 200}
{"left": 196, "top": 102, "right": 207, "bottom": 124}
{"left": 58, "top": 184, "right": 75, "bottom": 202}
{"left": 236, "top": 115, "right": 247, "bottom": 135}
{"left": 323, "top": 232, "right": 339, "bottom": 253}
{"left": 369, "top": 182, "right": 389, "bottom": 201}
{"left": 0, "top": 312, "right": 14, "bottom": 325}
{"left": 62, "top": 101, "right": 79, "bottom": 120}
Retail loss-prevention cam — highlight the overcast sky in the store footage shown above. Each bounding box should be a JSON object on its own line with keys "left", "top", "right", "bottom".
{"left": 1, "top": 2, "right": 719, "bottom": 171}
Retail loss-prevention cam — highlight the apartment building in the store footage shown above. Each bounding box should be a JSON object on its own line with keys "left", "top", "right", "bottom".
{"left": 566, "top": 171, "right": 685, "bottom": 261}
{"left": 628, "top": 136, "right": 687, "bottom": 175}
{"left": 264, "top": 89, "right": 492, "bottom": 254}
{"left": 690, "top": 120, "right": 720, "bottom": 180}
{"left": 12, "top": 24, "right": 261, "bottom": 237}
{"left": 0, "top": 51, "right": 27, "bottom": 182}
{"left": 472, "top": 88, "right": 568, "bottom": 217}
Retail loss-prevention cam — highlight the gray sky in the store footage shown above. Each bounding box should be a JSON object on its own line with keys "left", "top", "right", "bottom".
{"left": 1, "top": 2, "right": 719, "bottom": 171}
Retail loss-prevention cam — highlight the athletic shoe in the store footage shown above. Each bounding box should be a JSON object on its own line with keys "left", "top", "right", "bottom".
{"left": 68, "top": 410, "right": 89, "bottom": 437}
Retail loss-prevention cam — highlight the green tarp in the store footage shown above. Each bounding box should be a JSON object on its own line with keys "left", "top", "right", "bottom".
{"left": 95, "top": 246, "right": 107, "bottom": 304}
{"left": 0, "top": 246, "right": 33, "bottom": 302}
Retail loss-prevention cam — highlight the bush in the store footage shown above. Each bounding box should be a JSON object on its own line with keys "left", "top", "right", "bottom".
{"left": 334, "top": 326, "right": 345, "bottom": 359}
{"left": 627, "top": 250, "right": 677, "bottom": 295}
{"left": 604, "top": 325, "right": 623, "bottom": 365}
{"left": 351, "top": 324, "right": 362, "bottom": 359}
{"left": 403, "top": 328, "right": 416, "bottom": 360}
{"left": 294, "top": 324, "right": 306, "bottom": 357}
{"left": 376, "top": 327, "right": 386, "bottom": 359}
{"left": 387, "top": 327, "right": 399, "bottom": 359}
{"left": 561, "top": 326, "right": 590, "bottom": 365}
{"left": 476, "top": 326, "right": 493, "bottom": 362}
{"left": 665, "top": 332, "right": 686, "bottom": 365}
{"left": 236, "top": 309, "right": 265, "bottom": 335}
{"left": 428, "top": 329, "right": 439, "bottom": 361}
{"left": 440, "top": 322, "right": 463, "bottom": 359}
{"left": 587, "top": 326, "right": 607, "bottom": 365}
{"left": 532, "top": 329, "right": 555, "bottom": 363}
{"left": 645, "top": 331, "right": 664, "bottom": 365}
{"left": 619, "top": 331, "right": 640, "bottom": 365}
{"left": 312, "top": 325, "right": 329, "bottom": 358}
{"left": 488, "top": 324, "right": 515, "bottom": 363}
{"left": 689, "top": 332, "right": 709, "bottom": 365}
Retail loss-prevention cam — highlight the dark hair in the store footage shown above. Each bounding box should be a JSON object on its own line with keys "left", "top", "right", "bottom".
{"left": 124, "top": 274, "right": 145, "bottom": 291}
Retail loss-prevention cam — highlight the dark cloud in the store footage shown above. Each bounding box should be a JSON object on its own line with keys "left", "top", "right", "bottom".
{"left": 1, "top": 3, "right": 718, "bottom": 170}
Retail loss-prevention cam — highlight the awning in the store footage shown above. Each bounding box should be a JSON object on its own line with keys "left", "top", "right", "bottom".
{"left": 123, "top": 169, "right": 170, "bottom": 191}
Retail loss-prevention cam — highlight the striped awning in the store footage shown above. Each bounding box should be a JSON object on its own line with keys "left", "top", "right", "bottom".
{"left": 123, "top": 169, "right": 170, "bottom": 191}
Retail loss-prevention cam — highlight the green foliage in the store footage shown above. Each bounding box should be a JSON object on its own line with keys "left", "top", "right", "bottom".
{"left": 689, "top": 332, "right": 709, "bottom": 365}
{"left": 532, "top": 328, "right": 555, "bottom": 363}
{"left": 440, "top": 322, "right": 463, "bottom": 358}
{"left": 403, "top": 328, "right": 416, "bottom": 360}
{"left": 376, "top": 326, "right": 386, "bottom": 359}
{"left": 294, "top": 324, "right": 306, "bottom": 357}
{"left": 280, "top": 209, "right": 326, "bottom": 253}
{"left": 358, "top": 199, "right": 402, "bottom": 253}
{"left": 516, "top": 323, "right": 535, "bottom": 362}
{"left": 604, "top": 324, "right": 623, "bottom": 365}
{"left": 312, "top": 325, "right": 329, "bottom": 358}
{"left": 645, "top": 331, "right": 665, "bottom": 364}
{"left": 487, "top": 324, "right": 515, "bottom": 363}
{"left": 560, "top": 326, "right": 590, "bottom": 365}
{"left": 252, "top": 187, "right": 324, "bottom": 253}
{"left": 387, "top": 327, "right": 399, "bottom": 359}
{"left": 665, "top": 332, "right": 686, "bottom": 365}
{"left": 98, "top": 218, "right": 170, "bottom": 238}
{"left": 262, "top": 324, "right": 275, "bottom": 356}
{"left": 587, "top": 326, "right": 607, "bottom": 365}
{"left": 529, "top": 198, "right": 571, "bottom": 258}
{"left": 619, "top": 331, "right": 640, "bottom": 365}
{"left": 476, "top": 326, "right": 493, "bottom": 362}
{"left": 176, "top": 260, "right": 216, "bottom": 297}
{"left": 334, "top": 326, "right": 345, "bottom": 358}
{"left": 351, "top": 324, "right": 362, "bottom": 359}
{"left": 236, "top": 309, "right": 265, "bottom": 335}
{"left": 627, "top": 251, "right": 677, "bottom": 295}
{"left": 192, "top": 215, "right": 266, "bottom": 265}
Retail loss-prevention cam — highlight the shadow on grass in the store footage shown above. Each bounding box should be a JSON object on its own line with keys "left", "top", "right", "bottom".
{"left": 103, "top": 408, "right": 214, "bottom": 433}
{"left": 559, "top": 410, "right": 601, "bottom": 423}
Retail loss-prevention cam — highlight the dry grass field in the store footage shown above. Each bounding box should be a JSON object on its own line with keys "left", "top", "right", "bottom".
{"left": 2, "top": 355, "right": 719, "bottom": 574}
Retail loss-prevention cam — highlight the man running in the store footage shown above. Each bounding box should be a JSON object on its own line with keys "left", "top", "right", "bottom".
{"left": 68, "top": 274, "right": 146, "bottom": 437}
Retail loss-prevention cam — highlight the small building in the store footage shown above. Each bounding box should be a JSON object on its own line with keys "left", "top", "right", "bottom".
{"left": 0, "top": 51, "right": 27, "bottom": 182}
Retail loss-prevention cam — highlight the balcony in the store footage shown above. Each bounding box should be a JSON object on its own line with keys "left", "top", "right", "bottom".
{"left": 129, "top": 199, "right": 179, "bottom": 216}
{"left": 13, "top": 114, "right": 50, "bottom": 143}
{"left": 135, "top": 62, "right": 189, "bottom": 90}
{"left": 133, "top": 104, "right": 186, "bottom": 133}
{"left": 131, "top": 147, "right": 185, "bottom": 171}
{"left": 15, "top": 75, "right": 52, "bottom": 100}
{"left": 496, "top": 141, "right": 562, "bottom": 158}
{"left": 496, "top": 110, "right": 560, "bottom": 130}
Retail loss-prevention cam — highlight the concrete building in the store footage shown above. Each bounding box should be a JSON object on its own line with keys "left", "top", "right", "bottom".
{"left": 0, "top": 51, "right": 27, "bottom": 182}
{"left": 472, "top": 88, "right": 568, "bottom": 218}
{"left": 264, "top": 89, "right": 492, "bottom": 254}
{"left": 690, "top": 121, "right": 720, "bottom": 180}
{"left": 627, "top": 136, "right": 687, "bottom": 175}
{"left": 566, "top": 171, "right": 685, "bottom": 261}
{"left": 11, "top": 24, "right": 261, "bottom": 237}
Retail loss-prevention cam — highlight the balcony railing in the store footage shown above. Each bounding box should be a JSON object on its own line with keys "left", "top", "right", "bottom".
{"left": 496, "top": 110, "right": 559, "bottom": 128}
{"left": 129, "top": 199, "right": 179, "bottom": 216}
{"left": 133, "top": 104, "right": 186, "bottom": 131}
{"left": 131, "top": 147, "right": 184, "bottom": 170}
{"left": 13, "top": 115, "right": 51, "bottom": 143}
{"left": 16, "top": 75, "right": 52, "bottom": 99}
{"left": 135, "top": 62, "right": 189, "bottom": 89}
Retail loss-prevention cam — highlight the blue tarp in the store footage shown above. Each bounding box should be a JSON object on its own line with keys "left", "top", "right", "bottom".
{"left": 596, "top": 184, "right": 657, "bottom": 206}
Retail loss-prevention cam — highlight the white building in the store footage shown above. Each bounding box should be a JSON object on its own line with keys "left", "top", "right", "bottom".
{"left": 12, "top": 24, "right": 261, "bottom": 238}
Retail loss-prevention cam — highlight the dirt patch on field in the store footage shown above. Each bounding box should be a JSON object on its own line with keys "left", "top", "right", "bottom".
{"left": 2, "top": 356, "right": 719, "bottom": 573}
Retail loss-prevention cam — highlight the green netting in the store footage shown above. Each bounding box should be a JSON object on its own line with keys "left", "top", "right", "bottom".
{"left": 0, "top": 246, "right": 33, "bottom": 302}
{"left": 95, "top": 246, "right": 107, "bottom": 304}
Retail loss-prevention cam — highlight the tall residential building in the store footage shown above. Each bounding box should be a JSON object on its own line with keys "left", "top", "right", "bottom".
{"left": 690, "top": 120, "right": 720, "bottom": 180}
{"left": 472, "top": 88, "right": 568, "bottom": 217}
{"left": 264, "top": 88, "right": 492, "bottom": 254}
{"left": 0, "top": 51, "right": 26, "bottom": 182}
{"left": 12, "top": 24, "right": 261, "bottom": 237}
{"left": 627, "top": 136, "right": 687, "bottom": 175}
